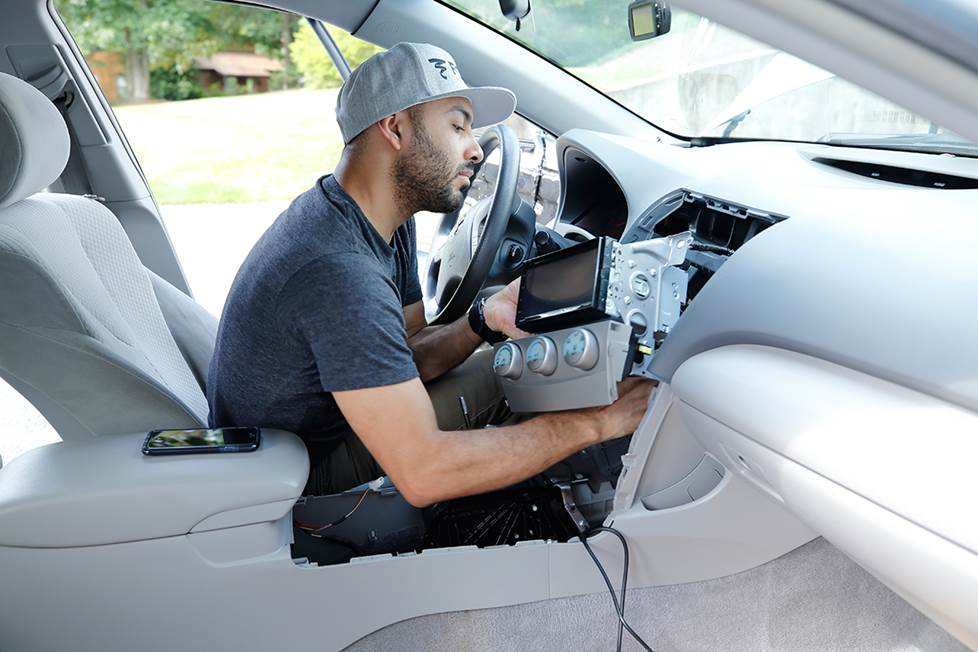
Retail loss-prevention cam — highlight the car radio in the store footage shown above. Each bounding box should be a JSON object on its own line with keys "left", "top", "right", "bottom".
{"left": 515, "top": 236, "right": 615, "bottom": 333}
{"left": 494, "top": 232, "right": 692, "bottom": 412}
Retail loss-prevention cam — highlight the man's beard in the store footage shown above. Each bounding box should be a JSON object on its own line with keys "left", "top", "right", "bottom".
{"left": 391, "top": 119, "right": 473, "bottom": 215}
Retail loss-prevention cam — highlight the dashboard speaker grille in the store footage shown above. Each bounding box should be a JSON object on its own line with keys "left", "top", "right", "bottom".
{"left": 812, "top": 157, "right": 978, "bottom": 189}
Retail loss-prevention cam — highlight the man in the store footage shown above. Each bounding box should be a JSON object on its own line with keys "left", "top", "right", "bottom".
{"left": 208, "top": 42, "right": 653, "bottom": 506}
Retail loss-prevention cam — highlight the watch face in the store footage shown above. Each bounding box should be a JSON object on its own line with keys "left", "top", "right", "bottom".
{"left": 478, "top": 299, "right": 489, "bottom": 328}
{"left": 474, "top": 298, "right": 507, "bottom": 343}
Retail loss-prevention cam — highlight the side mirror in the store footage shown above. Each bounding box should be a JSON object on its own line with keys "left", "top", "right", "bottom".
{"left": 628, "top": 0, "right": 672, "bottom": 41}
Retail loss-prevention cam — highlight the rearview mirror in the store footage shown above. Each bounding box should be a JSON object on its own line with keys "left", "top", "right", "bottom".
{"left": 628, "top": 0, "right": 672, "bottom": 41}
{"left": 499, "top": 0, "right": 531, "bottom": 27}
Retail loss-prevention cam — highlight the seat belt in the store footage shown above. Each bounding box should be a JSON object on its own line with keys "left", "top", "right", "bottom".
{"left": 25, "top": 64, "right": 96, "bottom": 196}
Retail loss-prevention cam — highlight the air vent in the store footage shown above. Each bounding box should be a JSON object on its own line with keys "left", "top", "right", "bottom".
{"left": 813, "top": 157, "right": 978, "bottom": 189}
{"left": 623, "top": 190, "right": 789, "bottom": 303}
{"left": 652, "top": 192, "right": 785, "bottom": 252}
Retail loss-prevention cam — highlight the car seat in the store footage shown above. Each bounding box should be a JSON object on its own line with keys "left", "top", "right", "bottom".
{"left": 0, "top": 72, "right": 216, "bottom": 439}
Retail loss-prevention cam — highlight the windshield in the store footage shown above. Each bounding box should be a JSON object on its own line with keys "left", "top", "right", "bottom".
{"left": 443, "top": 0, "right": 977, "bottom": 154}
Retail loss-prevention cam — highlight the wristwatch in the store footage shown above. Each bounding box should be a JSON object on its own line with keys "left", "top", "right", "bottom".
{"left": 467, "top": 297, "right": 508, "bottom": 345}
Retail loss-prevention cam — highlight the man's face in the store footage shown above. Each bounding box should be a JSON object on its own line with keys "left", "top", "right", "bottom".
{"left": 391, "top": 97, "right": 484, "bottom": 215}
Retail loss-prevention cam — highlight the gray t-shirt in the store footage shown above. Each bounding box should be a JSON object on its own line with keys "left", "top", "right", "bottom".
{"left": 207, "top": 175, "right": 422, "bottom": 457}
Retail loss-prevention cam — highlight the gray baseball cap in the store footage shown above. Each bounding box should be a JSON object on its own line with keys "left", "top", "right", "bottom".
{"left": 335, "top": 42, "right": 517, "bottom": 144}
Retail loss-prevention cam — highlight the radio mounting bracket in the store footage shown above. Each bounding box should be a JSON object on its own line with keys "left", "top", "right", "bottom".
{"left": 607, "top": 231, "right": 693, "bottom": 378}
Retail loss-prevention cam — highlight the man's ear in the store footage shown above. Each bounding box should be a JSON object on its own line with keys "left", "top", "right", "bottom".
{"left": 376, "top": 112, "right": 410, "bottom": 152}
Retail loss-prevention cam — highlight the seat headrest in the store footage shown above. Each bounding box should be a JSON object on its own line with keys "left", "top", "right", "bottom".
{"left": 0, "top": 72, "right": 70, "bottom": 209}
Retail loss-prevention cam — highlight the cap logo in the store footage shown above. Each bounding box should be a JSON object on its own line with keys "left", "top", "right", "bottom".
{"left": 428, "top": 58, "right": 459, "bottom": 80}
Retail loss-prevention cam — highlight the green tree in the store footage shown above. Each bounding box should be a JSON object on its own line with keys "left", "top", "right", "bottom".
{"left": 149, "top": 67, "right": 203, "bottom": 101}
{"left": 218, "top": 8, "right": 298, "bottom": 90}
{"left": 58, "top": 0, "right": 288, "bottom": 101}
{"left": 290, "top": 22, "right": 382, "bottom": 89}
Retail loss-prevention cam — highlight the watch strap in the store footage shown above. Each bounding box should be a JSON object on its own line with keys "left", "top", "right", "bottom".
{"left": 468, "top": 297, "right": 508, "bottom": 345}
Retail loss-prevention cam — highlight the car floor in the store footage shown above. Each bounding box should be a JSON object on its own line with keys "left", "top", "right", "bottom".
{"left": 345, "top": 537, "right": 967, "bottom": 651}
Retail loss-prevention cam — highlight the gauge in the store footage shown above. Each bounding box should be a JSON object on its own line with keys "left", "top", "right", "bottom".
{"left": 526, "top": 337, "right": 558, "bottom": 375}
{"left": 563, "top": 329, "right": 599, "bottom": 371}
{"left": 493, "top": 343, "right": 523, "bottom": 380}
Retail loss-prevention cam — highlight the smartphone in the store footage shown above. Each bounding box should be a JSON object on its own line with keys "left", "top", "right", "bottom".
{"left": 142, "top": 427, "right": 261, "bottom": 455}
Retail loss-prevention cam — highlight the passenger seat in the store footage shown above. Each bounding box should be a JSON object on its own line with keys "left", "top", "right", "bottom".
{"left": 0, "top": 72, "right": 215, "bottom": 440}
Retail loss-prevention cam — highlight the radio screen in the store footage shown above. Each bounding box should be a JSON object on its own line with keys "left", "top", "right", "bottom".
{"left": 521, "top": 247, "right": 598, "bottom": 315}
{"left": 517, "top": 238, "right": 609, "bottom": 332}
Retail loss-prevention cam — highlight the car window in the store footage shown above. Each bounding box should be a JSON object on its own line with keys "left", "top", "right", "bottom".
{"left": 444, "top": 0, "right": 976, "bottom": 154}
{"left": 419, "top": 111, "right": 558, "bottom": 292}
{"left": 1, "top": 3, "right": 382, "bottom": 462}
{"left": 470, "top": 112, "right": 559, "bottom": 225}
{"left": 56, "top": 2, "right": 383, "bottom": 316}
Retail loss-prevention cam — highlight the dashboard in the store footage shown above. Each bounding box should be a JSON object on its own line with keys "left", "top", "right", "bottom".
{"left": 529, "top": 130, "right": 978, "bottom": 415}
{"left": 505, "top": 129, "right": 978, "bottom": 648}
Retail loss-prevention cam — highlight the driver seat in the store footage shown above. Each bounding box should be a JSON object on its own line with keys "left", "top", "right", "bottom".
{"left": 0, "top": 72, "right": 215, "bottom": 440}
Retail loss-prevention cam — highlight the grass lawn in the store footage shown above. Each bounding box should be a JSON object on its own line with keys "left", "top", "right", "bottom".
{"left": 114, "top": 89, "right": 344, "bottom": 204}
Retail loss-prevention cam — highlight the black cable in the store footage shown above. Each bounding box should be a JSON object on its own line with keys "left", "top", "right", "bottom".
{"left": 296, "top": 527, "right": 364, "bottom": 556}
{"left": 689, "top": 241, "right": 734, "bottom": 256}
{"left": 580, "top": 526, "right": 654, "bottom": 652}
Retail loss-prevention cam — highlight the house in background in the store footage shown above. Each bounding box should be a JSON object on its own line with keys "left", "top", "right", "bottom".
{"left": 87, "top": 51, "right": 126, "bottom": 103}
{"left": 194, "top": 51, "right": 283, "bottom": 93}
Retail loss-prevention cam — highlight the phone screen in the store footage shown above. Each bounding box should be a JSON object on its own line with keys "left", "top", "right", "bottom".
{"left": 142, "top": 427, "right": 260, "bottom": 455}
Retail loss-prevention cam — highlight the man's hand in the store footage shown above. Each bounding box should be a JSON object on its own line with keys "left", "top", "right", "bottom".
{"left": 483, "top": 278, "right": 532, "bottom": 340}
{"left": 573, "top": 377, "right": 658, "bottom": 443}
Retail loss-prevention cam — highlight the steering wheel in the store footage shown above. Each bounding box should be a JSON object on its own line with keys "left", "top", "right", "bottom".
{"left": 427, "top": 124, "right": 521, "bottom": 325}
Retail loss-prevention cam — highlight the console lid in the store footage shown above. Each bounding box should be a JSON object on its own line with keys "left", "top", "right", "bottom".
{"left": 0, "top": 429, "right": 308, "bottom": 547}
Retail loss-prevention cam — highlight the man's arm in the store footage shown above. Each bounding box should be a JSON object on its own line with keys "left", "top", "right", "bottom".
{"left": 404, "top": 279, "right": 530, "bottom": 383}
{"left": 334, "top": 376, "right": 654, "bottom": 507}
{"left": 403, "top": 301, "right": 481, "bottom": 382}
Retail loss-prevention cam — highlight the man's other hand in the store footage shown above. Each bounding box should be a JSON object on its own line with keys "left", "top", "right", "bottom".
{"left": 483, "top": 278, "right": 532, "bottom": 340}
{"left": 578, "top": 377, "right": 657, "bottom": 443}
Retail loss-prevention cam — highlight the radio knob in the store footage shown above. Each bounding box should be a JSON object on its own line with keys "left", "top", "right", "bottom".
{"left": 526, "top": 337, "right": 558, "bottom": 375}
{"left": 563, "top": 329, "right": 599, "bottom": 371}
{"left": 493, "top": 343, "right": 523, "bottom": 380}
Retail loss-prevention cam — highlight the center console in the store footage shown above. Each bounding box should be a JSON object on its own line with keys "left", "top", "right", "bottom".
{"left": 0, "top": 429, "right": 308, "bottom": 547}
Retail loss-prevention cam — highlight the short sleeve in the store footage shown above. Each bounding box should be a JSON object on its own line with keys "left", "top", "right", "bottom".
{"left": 277, "top": 254, "right": 419, "bottom": 392}
{"left": 398, "top": 218, "right": 423, "bottom": 306}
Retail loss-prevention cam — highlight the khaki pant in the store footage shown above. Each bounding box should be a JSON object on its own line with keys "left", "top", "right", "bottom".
{"left": 304, "top": 347, "right": 503, "bottom": 495}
